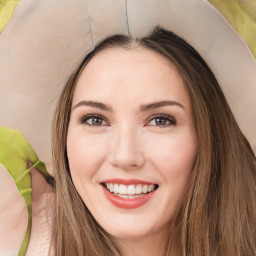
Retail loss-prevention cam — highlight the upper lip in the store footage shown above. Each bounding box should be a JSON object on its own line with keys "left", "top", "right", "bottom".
{"left": 101, "top": 178, "right": 157, "bottom": 185}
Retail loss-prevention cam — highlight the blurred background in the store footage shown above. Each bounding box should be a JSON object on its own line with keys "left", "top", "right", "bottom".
{"left": 0, "top": 0, "right": 255, "bottom": 58}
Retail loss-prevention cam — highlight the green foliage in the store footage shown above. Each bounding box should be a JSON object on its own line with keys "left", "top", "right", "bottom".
{"left": 209, "top": 0, "right": 256, "bottom": 58}
{"left": 0, "top": 0, "right": 20, "bottom": 33}
{"left": 0, "top": 127, "right": 50, "bottom": 255}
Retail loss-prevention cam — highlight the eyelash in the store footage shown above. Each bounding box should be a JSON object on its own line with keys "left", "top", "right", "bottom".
{"left": 147, "top": 114, "right": 176, "bottom": 127}
{"left": 79, "top": 114, "right": 176, "bottom": 127}
{"left": 79, "top": 114, "right": 108, "bottom": 126}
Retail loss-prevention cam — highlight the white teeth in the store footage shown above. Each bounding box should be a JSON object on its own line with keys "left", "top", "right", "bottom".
{"left": 148, "top": 184, "right": 154, "bottom": 193}
{"left": 119, "top": 184, "right": 126, "bottom": 194}
{"left": 116, "top": 194, "right": 129, "bottom": 199}
{"left": 127, "top": 185, "right": 136, "bottom": 195}
{"left": 114, "top": 193, "right": 145, "bottom": 199}
{"left": 135, "top": 184, "right": 143, "bottom": 194}
{"left": 114, "top": 183, "right": 119, "bottom": 194}
{"left": 142, "top": 185, "right": 148, "bottom": 194}
{"left": 128, "top": 194, "right": 145, "bottom": 199}
{"left": 109, "top": 183, "right": 114, "bottom": 192}
{"left": 104, "top": 183, "right": 156, "bottom": 196}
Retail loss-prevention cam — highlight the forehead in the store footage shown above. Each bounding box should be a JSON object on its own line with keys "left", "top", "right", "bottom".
{"left": 80, "top": 47, "right": 177, "bottom": 84}
{"left": 73, "top": 47, "right": 190, "bottom": 108}
{"left": 85, "top": 46, "right": 174, "bottom": 71}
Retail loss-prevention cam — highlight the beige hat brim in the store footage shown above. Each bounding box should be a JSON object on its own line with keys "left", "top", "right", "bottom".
{"left": 0, "top": 0, "right": 255, "bottom": 173}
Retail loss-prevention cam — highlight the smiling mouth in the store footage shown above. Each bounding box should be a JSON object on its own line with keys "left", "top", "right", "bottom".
{"left": 102, "top": 183, "right": 159, "bottom": 199}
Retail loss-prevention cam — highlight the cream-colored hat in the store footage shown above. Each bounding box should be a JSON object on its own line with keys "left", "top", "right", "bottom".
{"left": 0, "top": 0, "right": 255, "bottom": 174}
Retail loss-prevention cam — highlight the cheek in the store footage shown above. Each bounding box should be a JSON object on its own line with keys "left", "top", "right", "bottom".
{"left": 144, "top": 131, "right": 197, "bottom": 181}
{"left": 145, "top": 131, "right": 197, "bottom": 215}
{"left": 66, "top": 132, "right": 108, "bottom": 181}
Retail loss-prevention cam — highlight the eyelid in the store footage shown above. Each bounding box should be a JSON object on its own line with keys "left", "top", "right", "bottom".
{"left": 146, "top": 114, "right": 176, "bottom": 126}
{"left": 79, "top": 114, "right": 109, "bottom": 126}
{"left": 78, "top": 113, "right": 176, "bottom": 127}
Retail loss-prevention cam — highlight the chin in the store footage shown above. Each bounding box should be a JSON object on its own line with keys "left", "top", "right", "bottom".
{"left": 109, "top": 229, "right": 148, "bottom": 239}
{"left": 100, "top": 217, "right": 162, "bottom": 240}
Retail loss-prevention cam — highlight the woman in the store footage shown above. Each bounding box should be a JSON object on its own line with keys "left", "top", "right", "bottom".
{"left": 50, "top": 27, "right": 256, "bottom": 256}
{"left": 0, "top": 1, "right": 255, "bottom": 256}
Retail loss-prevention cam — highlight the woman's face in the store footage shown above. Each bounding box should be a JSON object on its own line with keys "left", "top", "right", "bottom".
{"left": 67, "top": 47, "right": 197, "bottom": 242}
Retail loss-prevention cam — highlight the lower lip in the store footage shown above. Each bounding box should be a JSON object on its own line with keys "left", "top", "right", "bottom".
{"left": 102, "top": 186, "right": 157, "bottom": 209}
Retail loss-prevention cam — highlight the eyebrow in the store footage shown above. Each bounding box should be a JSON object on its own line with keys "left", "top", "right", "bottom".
{"left": 72, "top": 101, "right": 113, "bottom": 112}
{"left": 140, "top": 100, "right": 184, "bottom": 112}
{"left": 72, "top": 100, "right": 184, "bottom": 112}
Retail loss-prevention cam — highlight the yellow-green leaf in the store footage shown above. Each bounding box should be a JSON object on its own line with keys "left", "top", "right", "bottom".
{"left": 0, "top": 127, "right": 50, "bottom": 256}
{"left": 209, "top": 0, "right": 256, "bottom": 58}
{"left": 0, "top": 0, "right": 20, "bottom": 33}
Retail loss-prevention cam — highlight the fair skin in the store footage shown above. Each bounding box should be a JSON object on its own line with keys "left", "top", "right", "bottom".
{"left": 67, "top": 47, "right": 198, "bottom": 256}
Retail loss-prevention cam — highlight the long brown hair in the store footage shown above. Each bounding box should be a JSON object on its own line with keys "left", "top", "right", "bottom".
{"left": 51, "top": 27, "right": 256, "bottom": 255}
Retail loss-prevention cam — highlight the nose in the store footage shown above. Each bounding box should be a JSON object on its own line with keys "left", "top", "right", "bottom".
{"left": 108, "top": 125, "right": 145, "bottom": 170}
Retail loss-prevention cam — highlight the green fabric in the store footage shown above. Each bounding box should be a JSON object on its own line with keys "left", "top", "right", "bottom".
{"left": 0, "top": 127, "right": 50, "bottom": 256}
{"left": 0, "top": 0, "right": 20, "bottom": 33}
